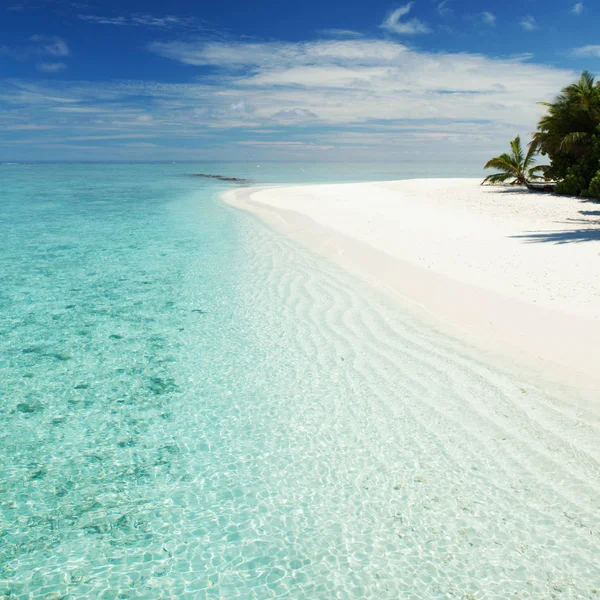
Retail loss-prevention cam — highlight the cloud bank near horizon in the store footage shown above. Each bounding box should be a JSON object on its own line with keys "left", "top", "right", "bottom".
{"left": 1, "top": 35, "right": 577, "bottom": 160}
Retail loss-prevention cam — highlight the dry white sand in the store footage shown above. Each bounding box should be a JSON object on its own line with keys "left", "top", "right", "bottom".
{"left": 223, "top": 179, "right": 600, "bottom": 396}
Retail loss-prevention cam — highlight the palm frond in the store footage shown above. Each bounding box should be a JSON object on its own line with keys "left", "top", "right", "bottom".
{"left": 559, "top": 131, "right": 589, "bottom": 151}
{"left": 567, "top": 71, "right": 595, "bottom": 96}
{"left": 528, "top": 165, "right": 547, "bottom": 175}
{"left": 526, "top": 166, "right": 545, "bottom": 180}
{"left": 483, "top": 157, "right": 518, "bottom": 173}
{"left": 523, "top": 138, "right": 540, "bottom": 169}
{"left": 510, "top": 136, "right": 524, "bottom": 166}
{"left": 482, "top": 172, "right": 515, "bottom": 185}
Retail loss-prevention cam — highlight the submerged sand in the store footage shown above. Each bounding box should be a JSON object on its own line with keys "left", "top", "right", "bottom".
{"left": 222, "top": 179, "right": 600, "bottom": 397}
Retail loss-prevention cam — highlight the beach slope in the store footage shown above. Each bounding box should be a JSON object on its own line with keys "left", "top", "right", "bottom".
{"left": 223, "top": 179, "right": 600, "bottom": 394}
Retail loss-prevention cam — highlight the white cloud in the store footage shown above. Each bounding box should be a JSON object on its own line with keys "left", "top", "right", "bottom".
{"left": 55, "top": 39, "right": 565, "bottom": 141}
{"left": 78, "top": 15, "right": 127, "bottom": 25}
{"left": 67, "top": 134, "right": 156, "bottom": 141}
{"left": 271, "top": 108, "right": 318, "bottom": 122}
{"left": 229, "top": 99, "right": 250, "bottom": 113}
{"left": 519, "top": 16, "right": 536, "bottom": 31}
{"left": 4, "top": 124, "right": 56, "bottom": 131}
{"left": 238, "top": 65, "right": 394, "bottom": 89}
{"left": 121, "top": 142, "right": 159, "bottom": 148}
{"left": 144, "top": 39, "right": 574, "bottom": 143}
{"left": 77, "top": 13, "right": 206, "bottom": 30}
{"left": 4, "top": 42, "right": 575, "bottom": 135}
{"left": 571, "top": 45, "right": 600, "bottom": 57}
{"left": 36, "top": 143, "right": 108, "bottom": 150}
{"left": 437, "top": 1, "right": 453, "bottom": 18}
{"left": 149, "top": 39, "right": 408, "bottom": 68}
{"left": 37, "top": 62, "right": 67, "bottom": 73}
{"left": 481, "top": 12, "right": 496, "bottom": 25}
{"left": 380, "top": 3, "right": 431, "bottom": 35}
{"left": 319, "top": 29, "right": 364, "bottom": 38}
{"left": 30, "top": 35, "right": 69, "bottom": 57}
{"left": 132, "top": 15, "right": 180, "bottom": 27}
{"left": 52, "top": 106, "right": 111, "bottom": 113}
{"left": 571, "top": 3, "right": 584, "bottom": 15}
{"left": 0, "top": 35, "right": 70, "bottom": 62}
{"left": 0, "top": 85, "right": 79, "bottom": 106}
{"left": 2, "top": 38, "right": 578, "bottom": 160}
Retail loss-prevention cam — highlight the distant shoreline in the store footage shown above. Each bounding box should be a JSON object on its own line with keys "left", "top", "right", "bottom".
{"left": 223, "top": 178, "right": 600, "bottom": 404}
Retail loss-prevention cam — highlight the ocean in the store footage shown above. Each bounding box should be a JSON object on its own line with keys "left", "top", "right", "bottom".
{"left": 1, "top": 162, "right": 598, "bottom": 598}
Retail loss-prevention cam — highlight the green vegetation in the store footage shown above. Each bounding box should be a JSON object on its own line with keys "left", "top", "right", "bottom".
{"left": 484, "top": 71, "right": 600, "bottom": 199}
{"left": 482, "top": 136, "right": 543, "bottom": 186}
{"left": 534, "top": 71, "right": 600, "bottom": 198}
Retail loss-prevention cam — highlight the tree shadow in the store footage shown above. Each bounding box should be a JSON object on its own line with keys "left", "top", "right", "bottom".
{"left": 512, "top": 210, "right": 600, "bottom": 245}
{"left": 512, "top": 229, "right": 600, "bottom": 244}
{"left": 481, "top": 186, "right": 530, "bottom": 195}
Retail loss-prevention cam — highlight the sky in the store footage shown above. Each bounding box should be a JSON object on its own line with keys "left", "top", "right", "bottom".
{"left": 1, "top": 0, "right": 599, "bottom": 162}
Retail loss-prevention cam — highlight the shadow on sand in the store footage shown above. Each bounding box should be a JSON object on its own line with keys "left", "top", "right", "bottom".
{"left": 481, "top": 185, "right": 600, "bottom": 244}
{"left": 512, "top": 209, "right": 600, "bottom": 245}
{"left": 482, "top": 186, "right": 530, "bottom": 195}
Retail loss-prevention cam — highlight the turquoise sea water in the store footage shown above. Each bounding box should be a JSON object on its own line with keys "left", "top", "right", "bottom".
{"left": 1, "top": 163, "right": 598, "bottom": 599}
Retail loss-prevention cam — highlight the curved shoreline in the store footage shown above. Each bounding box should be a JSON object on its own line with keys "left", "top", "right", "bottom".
{"left": 222, "top": 179, "right": 600, "bottom": 405}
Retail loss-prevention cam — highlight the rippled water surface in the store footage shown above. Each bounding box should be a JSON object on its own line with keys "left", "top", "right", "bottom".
{"left": 1, "top": 163, "right": 599, "bottom": 599}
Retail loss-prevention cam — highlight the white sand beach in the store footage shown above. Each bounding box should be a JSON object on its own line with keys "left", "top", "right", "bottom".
{"left": 223, "top": 179, "right": 600, "bottom": 397}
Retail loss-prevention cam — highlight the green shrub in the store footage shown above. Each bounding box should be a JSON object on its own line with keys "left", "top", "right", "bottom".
{"left": 585, "top": 169, "right": 600, "bottom": 198}
{"left": 556, "top": 167, "right": 587, "bottom": 196}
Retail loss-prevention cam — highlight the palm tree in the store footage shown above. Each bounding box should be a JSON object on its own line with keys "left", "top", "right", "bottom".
{"left": 532, "top": 70, "right": 600, "bottom": 197}
{"left": 564, "top": 70, "right": 597, "bottom": 117}
{"left": 482, "top": 136, "right": 544, "bottom": 185}
{"left": 533, "top": 71, "right": 599, "bottom": 158}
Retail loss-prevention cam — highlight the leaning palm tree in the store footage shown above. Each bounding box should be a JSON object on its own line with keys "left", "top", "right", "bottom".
{"left": 482, "top": 136, "right": 544, "bottom": 185}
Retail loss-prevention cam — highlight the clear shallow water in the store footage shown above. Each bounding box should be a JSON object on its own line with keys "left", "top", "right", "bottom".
{"left": 0, "top": 163, "right": 599, "bottom": 599}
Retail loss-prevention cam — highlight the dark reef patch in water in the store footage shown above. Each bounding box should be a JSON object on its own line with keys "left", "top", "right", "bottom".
{"left": 48, "top": 352, "right": 72, "bottom": 362}
{"left": 29, "top": 468, "right": 46, "bottom": 481}
{"left": 190, "top": 173, "right": 249, "bottom": 183}
{"left": 16, "top": 401, "right": 43, "bottom": 414}
{"left": 147, "top": 376, "right": 179, "bottom": 395}
{"left": 21, "top": 346, "right": 44, "bottom": 354}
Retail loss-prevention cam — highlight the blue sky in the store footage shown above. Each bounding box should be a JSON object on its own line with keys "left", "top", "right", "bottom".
{"left": 1, "top": 0, "right": 599, "bottom": 161}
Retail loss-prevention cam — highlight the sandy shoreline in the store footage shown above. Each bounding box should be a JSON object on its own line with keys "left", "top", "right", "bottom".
{"left": 222, "top": 179, "right": 600, "bottom": 399}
